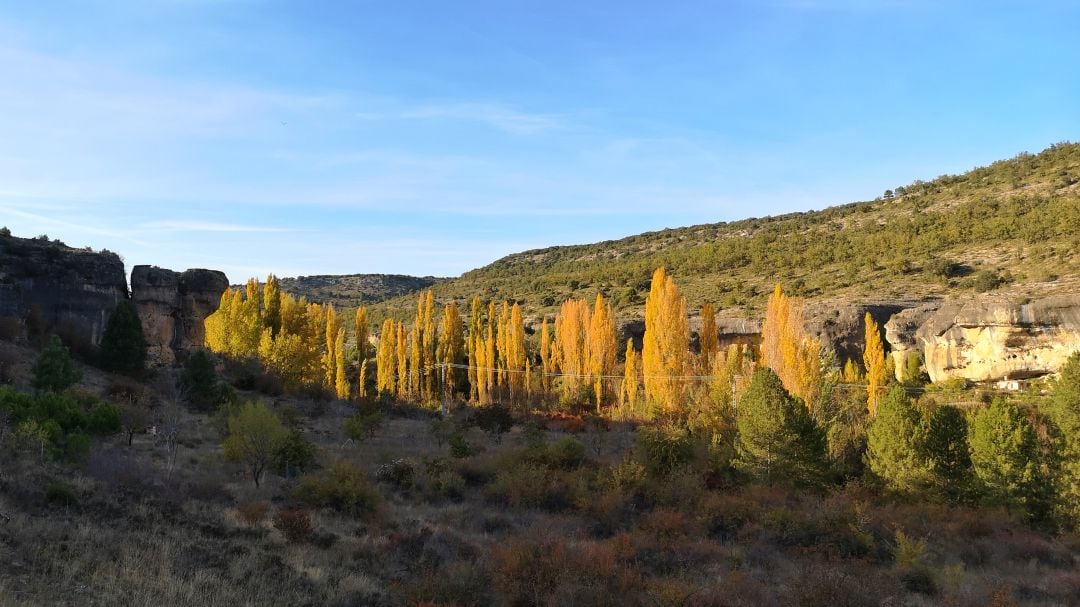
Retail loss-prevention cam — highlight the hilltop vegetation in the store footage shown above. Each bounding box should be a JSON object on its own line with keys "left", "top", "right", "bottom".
{"left": 369, "top": 142, "right": 1080, "bottom": 322}
{"left": 274, "top": 274, "right": 445, "bottom": 309}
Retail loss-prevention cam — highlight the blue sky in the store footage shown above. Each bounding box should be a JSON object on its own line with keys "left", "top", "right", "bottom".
{"left": 1, "top": 1, "right": 1077, "bottom": 283}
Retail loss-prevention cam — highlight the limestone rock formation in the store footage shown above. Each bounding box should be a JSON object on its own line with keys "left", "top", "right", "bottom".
{"left": 803, "top": 300, "right": 914, "bottom": 366}
{"left": 912, "top": 294, "right": 1080, "bottom": 383}
{"left": 883, "top": 301, "right": 942, "bottom": 380}
{"left": 131, "top": 266, "right": 229, "bottom": 365}
{"left": 0, "top": 234, "right": 127, "bottom": 345}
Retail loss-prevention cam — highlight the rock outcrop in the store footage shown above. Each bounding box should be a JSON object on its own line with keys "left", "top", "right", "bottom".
{"left": 0, "top": 234, "right": 128, "bottom": 345}
{"left": 131, "top": 266, "right": 229, "bottom": 365}
{"left": 803, "top": 300, "right": 915, "bottom": 366}
{"left": 909, "top": 294, "right": 1080, "bottom": 383}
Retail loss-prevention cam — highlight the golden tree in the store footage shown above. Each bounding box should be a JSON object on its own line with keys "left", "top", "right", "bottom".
{"left": 539, "top": 317, "right": 553, "bottom": 397}
{"left": 324, "top": 305, "right": 340, "bottom": 389}
{"left": 864, "top": 312, "right": 886, "bottom": 416}
{"left": 506, "top": 303, "right": 526, "bottom": 403}
{"left": 554, "top": 298, "right": 590, "bottom": 403}
{"left": 396, "top": 322, "right": 409, "bottom": 399}
{"left": 264, "top": 274, "right": 282, "bottom": 337}
{"left": 760, "top": 284, "right": 824, "bottom": 411}
{"left": 468, "top": 297, "right": 483, "bottom": 402}
{"left": 642, "top": 267, "right": 689, "bottom": 414}
{"left": 355, "top": 306, "right": 369, "bottom": 359}
{"left": 437, "top": 301, "right": 465, "bottom": 396}
{"left": 587, "top": 293, "right": 617, "bottom": 411}
{"left": 621, "top": 339, "right": 641, "bottom": 411}
{"left": 700, "top": 303, "right": 719, "bottom": 370}
{"left": 334, "top": 327, "right": 348, "bottom": 399}
{"left": 376, "top": 318, "right": 397, "bottom": 394}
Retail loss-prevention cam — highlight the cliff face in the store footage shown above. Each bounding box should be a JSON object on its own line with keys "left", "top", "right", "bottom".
{"left": 909, "top": 295, "right": 1080, "bottom": 383}
{"left": 131, "top": 266, "right": 229, "bottom": 365}
{"left": 0, "top": 235, "right": 128, "bottom": 345}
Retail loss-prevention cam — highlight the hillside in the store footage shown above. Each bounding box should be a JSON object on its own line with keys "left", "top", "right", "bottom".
{"left": 367, "top": 142, "right": 1080, "bottom": 323}
{"left": 273, "top": 273, "right": 445, "bottom": 309}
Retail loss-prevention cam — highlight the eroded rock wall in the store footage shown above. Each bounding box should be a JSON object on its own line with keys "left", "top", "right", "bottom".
{"left": 911, "top": 295, "right": 1080, "bottom": 383}
{"left": 131, "top": 265, "right": 228, "bottom": 365}
{"left": 0, "top": 235, "right": 128, "bottom": 345}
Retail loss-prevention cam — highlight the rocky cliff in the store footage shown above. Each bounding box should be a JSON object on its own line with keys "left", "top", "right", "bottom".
{"left": 0, "top": 234, "right": 128, "bottom": 345}
{"left": 131, "top": 266, "right": 229, "bottom": 365}
{"left": 903, "top": 294, "right": 1080, "bottom": 383}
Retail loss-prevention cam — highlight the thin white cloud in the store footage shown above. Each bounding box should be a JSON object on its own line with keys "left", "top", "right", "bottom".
{"left": 357, "top": 101, "right": 563, "bottom": 135}
{"left": 141, "top": 220, "right": 296, "bottom": 233}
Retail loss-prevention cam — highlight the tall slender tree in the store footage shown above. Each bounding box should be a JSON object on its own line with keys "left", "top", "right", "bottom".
{"left": 642, "top": 267, "right": 689, "bottom": 415}
{"left": 864, "top": 312, "right": 886, "bottom": 416}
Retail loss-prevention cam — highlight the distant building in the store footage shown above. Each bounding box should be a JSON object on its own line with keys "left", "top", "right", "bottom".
{"left": 995, "top": 376, "right": 1025, "bottom": 392}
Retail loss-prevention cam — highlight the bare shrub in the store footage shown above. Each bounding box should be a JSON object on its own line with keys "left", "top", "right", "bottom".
{"left": 273, "top": 507, "right": 314, "bottom": 543}
{"left": 237, "top": 501, "right": 269, "bottom": 525}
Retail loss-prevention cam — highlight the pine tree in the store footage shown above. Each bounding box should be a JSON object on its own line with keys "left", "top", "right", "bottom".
{"left": 1046, "top": 352, "right": 1080, "bottom": 529}
{"left": 32, "top": 335, "right": 82, "bottom": 392}
{"left": 968, "top": 398, "right": 1049, "bottom": 520}
{"left": 99, "top": 301, "right": 147, "bottom": 377}
{"left": 924, "top": 404, "right": 973, "bottom": 501}
{"left": 865, "top": 386, "right": 932, "bottom": 492}
{"left": 864, "top": 312, "right": 886, "bottom": 416}
{"left": 642, "top": 267, "right": 689, "bottom": 415}
{"left": 700, "top": 303, "right": 719, "bottom": 370}
{"left": 734, "top": 367, "right": 827, "bottom": 487}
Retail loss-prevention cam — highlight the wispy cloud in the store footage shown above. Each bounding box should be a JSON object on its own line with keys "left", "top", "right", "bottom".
{"left": 357, "top": 101, "right": 563, "bottom": 135}
{"left": 141, "top": 220, "right": 296, "bottom": 233}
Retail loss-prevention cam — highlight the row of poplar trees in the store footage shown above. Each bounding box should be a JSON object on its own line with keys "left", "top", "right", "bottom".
{"left": 204, "top": 269, "right": 893, "bottom": 417}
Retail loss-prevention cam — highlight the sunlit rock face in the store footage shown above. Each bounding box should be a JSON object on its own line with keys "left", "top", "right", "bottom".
{"left": 906, "top": 295, "right": 1080, "bottom": 383}
{"left": 131, "top": 266, "right": 229, "bottom": 365}
{"left": 0, "top": 234, "right": 128, "bottom": 345}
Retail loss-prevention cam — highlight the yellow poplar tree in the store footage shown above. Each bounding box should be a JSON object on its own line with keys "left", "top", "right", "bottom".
{"left": 700, "top": 303, "right": 719, "bottom": 370}
{"left": 334, "top": 327, "right": 348, "bottom": 399}
{"left": 642, "top": 267, "right": 689, "bottom": 414}
{"left": 622, "top": 339, "right": 641, "bottom": 411}
{"left": 437, "top": 301, "right": 465, "bottom": 396}
{"left": 396, "top": 322, "right": 409, "bottom": 399}
{"left": 761, "top": 284, "right": 824, "bottom": 411}
{"left": 264, "top": 274, "right": 282, "bottom": 337}
{"left": 864, "top": 312, "right": 886, "bottom": 415}
{"left": 539, "top": 317, "right": 552, "bottom": 397}
{"left": 554, "top": 298, "right": 590, "bottom": 404}
{"left": 468, "top": 297, "right": 482, "bottom": 402}
{"left": 376, "top": 318, "right": 397, "bottom": 394}
{"left": 587, "top": 293, "right": 617, "bottom": 411}
{"left": 506, "top": 303, "right": 526, "bottom": 403}
{"left": 355, "top": 307, "right": 369, "bottom": 360}
{"left": 324, "top": 306, "right": 340, "bottom": 389}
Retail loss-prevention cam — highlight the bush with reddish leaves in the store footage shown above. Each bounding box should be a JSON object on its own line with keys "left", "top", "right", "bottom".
{"left": 273, "top": 507, "right": 314, "bottom": 543}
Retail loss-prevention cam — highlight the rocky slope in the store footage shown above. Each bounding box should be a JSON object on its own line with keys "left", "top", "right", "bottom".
{"left": 273, "top": 274, "right": 445, "bottom": 309}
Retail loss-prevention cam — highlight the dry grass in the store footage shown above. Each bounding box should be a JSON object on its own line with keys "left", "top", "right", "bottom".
{"left": 1, "top": 383, "right": 1079, "bottom": 606}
